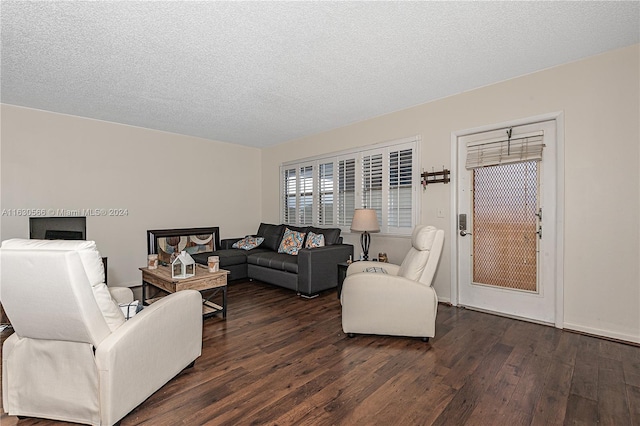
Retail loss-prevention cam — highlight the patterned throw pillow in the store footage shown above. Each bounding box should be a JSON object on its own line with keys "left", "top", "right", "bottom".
{"left": 232, "top": 236, "right": 265, "bottom": 250}
{"left": 365, "top": 267, "right": 388, "bottom": 274}
{"left": 305, "top": 231, "right": 325, "bottom": 249}
{"left": 278, "top": 228, "right": 306, "bottom": 255}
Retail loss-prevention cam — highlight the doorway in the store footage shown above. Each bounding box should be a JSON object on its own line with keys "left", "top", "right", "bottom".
{"left": 452, "top": 116, "right": 563, "bottom": 326}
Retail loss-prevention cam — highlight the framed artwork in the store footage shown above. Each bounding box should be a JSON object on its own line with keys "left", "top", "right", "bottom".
{"left": 147, "top": 227, "right": 220, "bottom": 264}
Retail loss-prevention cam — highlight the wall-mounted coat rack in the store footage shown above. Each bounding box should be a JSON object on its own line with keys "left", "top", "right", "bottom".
{"left": 421, "top": 167, "right": 450, "bottom": 188}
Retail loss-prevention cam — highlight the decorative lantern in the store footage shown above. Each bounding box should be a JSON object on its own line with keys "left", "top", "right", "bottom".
{"left": 171, "top": 250, "right": 196, "bottom": 279}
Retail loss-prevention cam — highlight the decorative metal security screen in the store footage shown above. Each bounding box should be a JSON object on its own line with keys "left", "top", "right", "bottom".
{"left": 472, "top": 161, "right": 538, "bottom": 292}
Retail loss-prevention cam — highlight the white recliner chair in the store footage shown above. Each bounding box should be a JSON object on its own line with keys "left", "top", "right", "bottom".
{"left": 341, "top": 225, "right": 445, "bottom": 341}
{"left": 0, "top": 239, "right": 203, "bottom": 425}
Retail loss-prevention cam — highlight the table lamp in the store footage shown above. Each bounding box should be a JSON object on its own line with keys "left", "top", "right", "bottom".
{"left": 350, "top": 208, "right": 380, "bottom": 261}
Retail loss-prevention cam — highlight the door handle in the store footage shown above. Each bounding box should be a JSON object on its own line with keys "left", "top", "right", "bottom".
{"left": 459, "top": 214, "right": 471, "bottom": 236}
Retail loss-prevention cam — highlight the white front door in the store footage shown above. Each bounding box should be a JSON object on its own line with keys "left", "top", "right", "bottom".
{"left": 456, "top": 119, "right": 558, "bottom": 324}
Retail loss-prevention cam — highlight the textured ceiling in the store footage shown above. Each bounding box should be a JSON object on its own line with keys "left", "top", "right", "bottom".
{"left": 1, "top": 1, "right": 639, "bottom": 148}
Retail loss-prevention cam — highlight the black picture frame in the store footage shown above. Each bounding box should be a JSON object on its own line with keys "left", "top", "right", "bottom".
{"left": 147, "top": 227, "right": 220, "bottom": 264}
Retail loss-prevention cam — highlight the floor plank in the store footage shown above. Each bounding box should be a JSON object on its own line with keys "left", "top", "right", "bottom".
{"left": 597, "top": 356, "right": 632, "bottom": 425}
{"left": 2, "top": 280, "right": 639, "bottom": 426}
{"left": 627, "top": 384, "right": 640, "bottom": 426}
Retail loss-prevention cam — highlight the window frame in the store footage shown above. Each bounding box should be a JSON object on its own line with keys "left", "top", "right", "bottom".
{"left": 280, "top": 136, "right": 421, "bottom": 236}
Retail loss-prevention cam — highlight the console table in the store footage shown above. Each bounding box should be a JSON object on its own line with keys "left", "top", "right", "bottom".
{"left": 140, "top": 265, "right": 229, "bottom": 318}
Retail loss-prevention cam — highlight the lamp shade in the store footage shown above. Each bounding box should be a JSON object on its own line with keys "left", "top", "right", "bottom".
{"left": 350, "top": 209, "right": 380, "bottom": 233}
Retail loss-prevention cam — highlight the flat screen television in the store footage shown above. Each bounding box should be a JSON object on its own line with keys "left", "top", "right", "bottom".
{"left": 29, "top": 217, "right": 86, "bottom": 240}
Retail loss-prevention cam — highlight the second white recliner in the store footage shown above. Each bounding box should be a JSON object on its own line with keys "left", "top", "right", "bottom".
{"left": 341, "top": 225, "right": 445, "bottom": 341}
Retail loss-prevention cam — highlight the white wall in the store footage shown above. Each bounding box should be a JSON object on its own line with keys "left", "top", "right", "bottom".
{"left": 2, "top": 45, "right": 638, "bottom": 343}
{"left": 261, "top": 45, "right": 640, "bottom": 343}
{"left": 1, "top": 106, "right": 262, "bottom": 287}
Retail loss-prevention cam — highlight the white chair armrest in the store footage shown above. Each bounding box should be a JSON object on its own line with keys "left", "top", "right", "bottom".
{"left": 108, "top": 287, "right": 134, "bottom": 304}
{"left": 343, "top": 271, "right": 432, "bottom": 296}
{"left": 346, "top": 261, "right": 400, "bottom": 276}
{"left": 94, "top": 290, "right": 202, "bottom": 426}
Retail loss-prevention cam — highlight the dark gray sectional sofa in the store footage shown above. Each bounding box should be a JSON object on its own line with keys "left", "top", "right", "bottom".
{"left": 192, "top": 223, "right": 353, "bottom": 298}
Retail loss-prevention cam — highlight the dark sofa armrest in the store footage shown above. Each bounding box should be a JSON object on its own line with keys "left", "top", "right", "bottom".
{"left": 297, "top": 244, "right": 354, "bottom": 296}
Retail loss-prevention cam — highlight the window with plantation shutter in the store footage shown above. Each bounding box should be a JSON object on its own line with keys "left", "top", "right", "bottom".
{"left": 280, "top": 136, "right": 419, "bottom": 235}
{"left": 318, "top": 162, "right": 334, "bottom": 225}
{"left": 281, "top": 164, "right": 313, "bottom": 227}
{"left": 337, "top": 157, "right": 356, "bottom": 227}
{"left": 362, "top": 152, "right": 383, "bottom": 224}
{"left": 298, "top": 165, "right": 313, "bottom": 225}
{"left": 389, "top": 148, "right": 413, "bottom": 228}
{"left": 282, "top": 167, "right": 296, "bottom": 224}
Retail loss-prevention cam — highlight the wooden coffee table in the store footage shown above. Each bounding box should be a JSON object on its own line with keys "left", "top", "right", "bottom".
{"left": 140, "top": 265, "right": 229, "bottom": 318}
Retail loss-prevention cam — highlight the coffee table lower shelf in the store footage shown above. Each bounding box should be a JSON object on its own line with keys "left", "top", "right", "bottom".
{"left": 140, "top": 266, "right": 229, "bottom": 319}
{"left": 144, "top": 296, "right": 225, "bottom": 318}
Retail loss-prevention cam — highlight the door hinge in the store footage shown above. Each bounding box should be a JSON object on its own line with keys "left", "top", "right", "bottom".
{"left": 535, "top": 208, "right": 542, "bottom": 221}
{"left": 536, "top": 225, "right": 542, "bottom": 239}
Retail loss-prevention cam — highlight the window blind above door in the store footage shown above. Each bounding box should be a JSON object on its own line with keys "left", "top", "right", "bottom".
{"left": 466, "top": 131, "right": 544, "bottom": 169}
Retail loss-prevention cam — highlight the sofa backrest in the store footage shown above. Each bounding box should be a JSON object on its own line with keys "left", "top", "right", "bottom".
{"left": 307, "top": 226, "right": 341, "bottom": 245}
{"left": 257, "top": 223, "right": 343, "bottom": 250}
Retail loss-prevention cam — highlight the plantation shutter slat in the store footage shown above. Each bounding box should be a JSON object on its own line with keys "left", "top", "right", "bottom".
{"left": 466, "top": 131, "right": 544, "bottom": 169}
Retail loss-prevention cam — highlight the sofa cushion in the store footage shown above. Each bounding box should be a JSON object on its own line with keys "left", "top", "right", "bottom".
{"left": 308, "top": 227, "right": 341, "bottom": 245}
{"left": 256, "top": 223, "right": 285, "bottom": 252}
{"left": 193, "top": 249, "right": 243, "bottom": 267}
{"left": 247, "top": 251, "right": 298, "bottom": 273}
{"left": 278, "top": 227, "right": 306, "bottom": 255}
{"left": 305, "top": 231, "right": 325, "bottom": 248}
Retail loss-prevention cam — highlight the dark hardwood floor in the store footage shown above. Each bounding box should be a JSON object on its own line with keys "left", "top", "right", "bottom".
{"left": 2, "top": 280, "right": 639, "bottom": 425}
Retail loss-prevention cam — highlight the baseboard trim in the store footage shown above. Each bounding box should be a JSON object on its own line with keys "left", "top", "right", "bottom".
{"left": 449, "top": 303, "right": 639, "bottom": 346}
{"left": 459, "top": 305, "right": 555, "bottom": 327}
{"left": 563, "top": 322, "right": 640, "bottom": 346}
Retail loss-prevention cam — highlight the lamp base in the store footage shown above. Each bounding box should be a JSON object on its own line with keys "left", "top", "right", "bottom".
{"left": 360, "top": 231, "right": 371, "bottom": 261}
